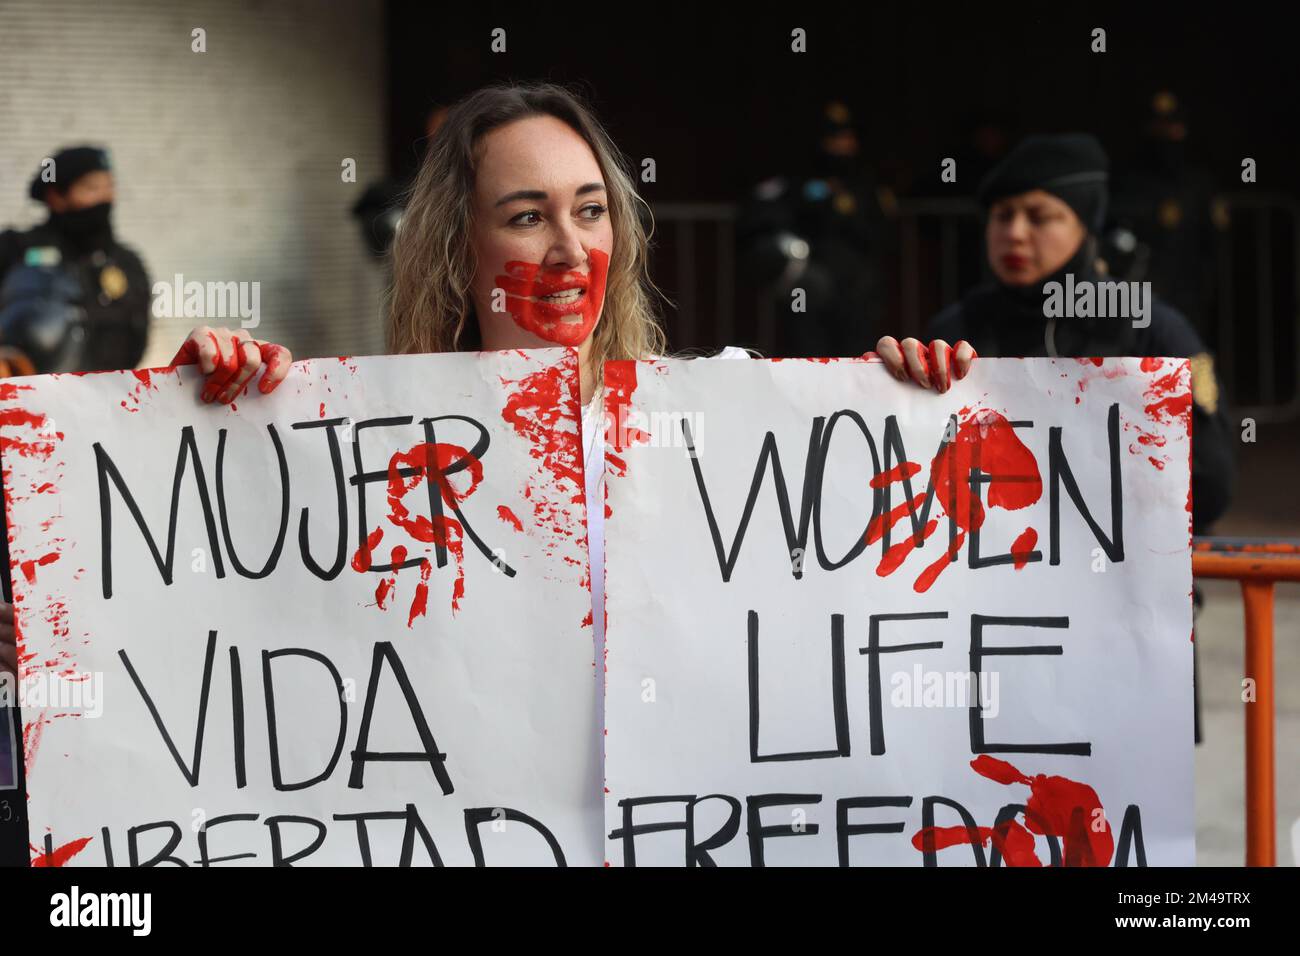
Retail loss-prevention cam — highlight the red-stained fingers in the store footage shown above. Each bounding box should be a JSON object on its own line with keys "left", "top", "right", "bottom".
{"left": 899, "top": 337, "right": 932, "bottom": 389}
{"left": 953, "top": 339, "right": 977, "bottom": 380}
{"left": 874, "top": 336, "right": 910, "bottom": 382}
{"left": 256, "top": 342, "right": 292, "bottom": 394}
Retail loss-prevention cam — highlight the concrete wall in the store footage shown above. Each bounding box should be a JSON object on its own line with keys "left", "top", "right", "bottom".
{"left": 0, "top": 0, "right": 389, "bottom": 366}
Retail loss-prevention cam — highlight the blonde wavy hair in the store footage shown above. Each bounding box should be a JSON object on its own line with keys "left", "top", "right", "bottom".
{"left": 387, "top": 82, "right": 666, "bottom": 367}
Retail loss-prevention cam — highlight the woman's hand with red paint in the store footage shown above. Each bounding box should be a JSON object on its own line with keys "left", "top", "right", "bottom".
{"left": 872, "top": 336, "right": 976, "bottom": 393}
{"left": 170, "top": 326, "right": 293, "bottom": 404}
{"left": 0, "top": 602, "right": 16, "bottom": 679}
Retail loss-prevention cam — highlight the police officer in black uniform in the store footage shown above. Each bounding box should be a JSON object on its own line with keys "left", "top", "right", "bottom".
{"left": 0, "top": 146, "right": 152, "bottom": 866}
{"left": 926, "top": 134, "right": 1234, "bottom": 532}
{"left": 738, "top": 100, "right": 892, "bottom": 357}
{"left": 878, "top": 133, "right": 1234, "bottom": 745}
{"left": 0, "top": 145, "right": 152, "bottom": 373}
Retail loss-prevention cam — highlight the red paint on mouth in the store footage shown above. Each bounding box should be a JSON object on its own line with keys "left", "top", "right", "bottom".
{"left": 494, "top": 248, "right": 609, "bottom": 347}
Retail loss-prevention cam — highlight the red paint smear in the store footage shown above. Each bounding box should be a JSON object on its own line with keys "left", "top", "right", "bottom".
{"left": 23, "top": 717, "right": 47, "bottom": 769}
{"left": 351, "top": 527, "right": 384, "bottom": 573}
{"left": 387, "top": 443, "right": 482, "bottom": 533}
{"left": 866, "top": 493, "right": 927, "bottom": 546}
{"left": 18, "top": 551, "right": 59, "bottom": 584}
{"left": 353, "top": 441, "right": 480, "bottom": 616}
{"left": 497, "top": 505, "right": 523, "bottom": 531}
{"left": 319, "top": 402, "right": 326, "bottom": 418}
{"left": 1010, "top": 527, "right": 1038, "bottom": 569}
{"left": 1143, "top": 365, "right": 1192, "bottom": 426}
{"left": 119, "top": 368, "right": 163, "bottom": 412}
{"left": 877, "top": 409, "right": 1041, "bottom": 590}
{"left": 499, "top": 354, "right": 586, "bottom": 579}
{"left": 929, "top": 408, "right": 1040, "bottom": 528}
{"left": 0, "top": 404, "right": 55, "bottom": 461}
{"left": 408, "top": 559, "right": 434, "bottom": 626}
{"left": 1144, "top": 393, "right": 1192, "bottom": 425}
{"left": 911, "top": 820, "right": 1041, "bottom": 868}
{"left": 877, "top": 519, "right": 936, "bottom": 576}
{"left": 913, "top": 530, "right": 966, "bottom": 593}
{"left": 604, "top": 361, "right": 651, "bottom": 459}
{"left": 0, "top": 383, "right": 33, "bottom": 401}
{"left": 0, "top": 407, "right": 46, "bottom": 430}
{"left": 30, "top": 836, "right": 93, "bottom": 867}
{"left": 493, "top": 248, "right": 609, "bottom": 347}
{"left": 378, "top": 545, "right": 408, "bottom": 610}
{"left": 911, "top": 755, "right": 1113, "bottom": 866}
{"left": 870, "top": 461, "right": 921, "bottom": 489}
{"left": 501, "top": 361, "right": 585, "bottom": 492}
{"left": 603, "top": 359, "right": 651, "bottom": 527}
{"left": 1140, "top": 357, "right": 1163, "bottom": 373}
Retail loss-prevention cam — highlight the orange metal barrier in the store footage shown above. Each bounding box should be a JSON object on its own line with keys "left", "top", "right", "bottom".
{"left": 1193, "top": 536, "right": 1300, "bottom": 867}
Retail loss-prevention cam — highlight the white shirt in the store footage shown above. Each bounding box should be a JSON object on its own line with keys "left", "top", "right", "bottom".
{"left": 581, "top": 347, "right": 751, "bottom": 719}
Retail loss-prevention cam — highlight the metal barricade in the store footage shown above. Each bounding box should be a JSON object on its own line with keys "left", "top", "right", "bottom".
{"left": 1193, "top": 536, "right": 1300, "bottom": 866}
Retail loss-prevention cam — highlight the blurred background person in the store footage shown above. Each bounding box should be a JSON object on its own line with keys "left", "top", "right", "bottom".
{"left": 0, "top": 146, "right": 151, "bottom": 375}
{"left": 896, "top": 133, "right": 1237, "bottom": 746}
{"left": 351, "top": 105, "right": 450, "bottom": 261}
{"left": 737, "top": 100, "right": 892, "bottom": 357}
{"left": 1110, "top": 91, "right": 1223, "bottom": 339}
{"left": 925, "top": 133, "right": 1234, "bottom": 543}
{"left": 0, "top": 146, "right": 153, "bottom": 866}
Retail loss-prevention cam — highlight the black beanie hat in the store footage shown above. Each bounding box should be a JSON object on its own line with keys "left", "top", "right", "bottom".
{"left": 28, "top": 145, "right": 113, "bottom": 201}
{"left": 976, "top": 133, "right": 1109, "bottom": 232}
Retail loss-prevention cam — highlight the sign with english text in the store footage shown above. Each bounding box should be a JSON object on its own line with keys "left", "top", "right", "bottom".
{"left": 603, "top": 356, "right": 1194, "bottom": 866}
{"left": 1, "top": 348, "right": 600, "bottom": 866}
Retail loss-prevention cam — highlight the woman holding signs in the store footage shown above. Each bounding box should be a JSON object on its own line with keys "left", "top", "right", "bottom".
{"left": 0, "top": 84, "right": 972, "bottom": 691}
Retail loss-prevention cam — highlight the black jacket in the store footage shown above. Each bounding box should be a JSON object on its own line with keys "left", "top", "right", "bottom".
{"left": 0, "top": 220, "right": 151, "bottom": 373}
{"left": 929, "top": 279, "right": 1235, "bottom": 533}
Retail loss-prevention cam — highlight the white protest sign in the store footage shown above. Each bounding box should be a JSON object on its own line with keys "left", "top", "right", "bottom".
{"left": 604, "top": 356, "right": 1194, "bottom": 866}
{"left": 1, "top": 348, "right": 599, "bottom": 866}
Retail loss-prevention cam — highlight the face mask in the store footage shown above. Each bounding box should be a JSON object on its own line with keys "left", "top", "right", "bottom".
{"left": 52, "top": 202, "right": 113, "bottom": 243}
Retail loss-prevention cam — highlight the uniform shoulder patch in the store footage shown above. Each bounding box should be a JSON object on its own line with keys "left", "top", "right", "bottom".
{"left": 1189, "top": 352, "right": 1219, "bottom": 414}
{"left": 23, "top": 246, "right": 61, "bottom": 267}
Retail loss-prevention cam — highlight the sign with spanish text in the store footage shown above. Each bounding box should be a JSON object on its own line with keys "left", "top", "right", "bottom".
{"left": 603, "top": 356, "right": 1194, "bottom": 866}
{"left": 1, "top": 348, "right": 599, "bottom": 866}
